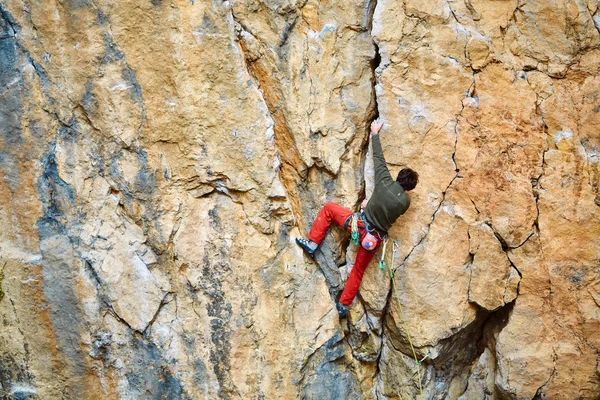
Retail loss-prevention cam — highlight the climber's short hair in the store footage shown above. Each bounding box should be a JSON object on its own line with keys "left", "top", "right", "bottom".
{"left": 397, "top": 168, "right": 419, "bottom": 191}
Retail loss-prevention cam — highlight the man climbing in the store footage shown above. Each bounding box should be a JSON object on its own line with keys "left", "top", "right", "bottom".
{"left": 296, "top": 120, "right": 419, "bottom": 317}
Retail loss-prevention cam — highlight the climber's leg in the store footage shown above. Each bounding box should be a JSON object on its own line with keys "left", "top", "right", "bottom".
{"left": 306, "top": 202, "right": 353, "bottom": 245}
{"left": 339, "top": 245, "right": 378, "bottom": 306}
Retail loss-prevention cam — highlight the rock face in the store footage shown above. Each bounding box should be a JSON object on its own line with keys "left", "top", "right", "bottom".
{"left": 0, "top": 0, "right": 599, "bottom": 398}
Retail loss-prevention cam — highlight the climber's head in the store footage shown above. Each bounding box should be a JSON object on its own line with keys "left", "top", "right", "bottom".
{"left": 396, "top": 168, "right": 419, "bottom": 191}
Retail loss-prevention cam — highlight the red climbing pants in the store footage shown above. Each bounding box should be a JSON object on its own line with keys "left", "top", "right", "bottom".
{"left": 307, "top": 202, "right": 380, "bottom": 306}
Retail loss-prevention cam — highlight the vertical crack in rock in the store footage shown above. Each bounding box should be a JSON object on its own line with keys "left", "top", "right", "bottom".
{"left": 364, "top": 0, "right": 439, "bottom": 394}
{"left": 350, "top": 0, "right": 381, "bottom": 205}
{"left": 533, "top": 358, "right": 557, "bottom": 399}
{"left": 0, "top": 262, "right": 4, "bottom": 302}
{"left": 374, "top": 284, "right": 395, "bottom": 397}
{"left": 368, "top": 0, "right": 381, "bottom": 125}
{"left": 454, "top": 300, "right": 515, "bottom": 398}
{"left": 524, "top": 74, "right": 550, "bottom": 243}
{"left": 365, "top": 0, "right": 407, "bottom": 395}
{"left": 230, "top": 8, "right": 306, "bottom": 229}
{"left": 331, "top": 0, "right": 391, "bottom": 394}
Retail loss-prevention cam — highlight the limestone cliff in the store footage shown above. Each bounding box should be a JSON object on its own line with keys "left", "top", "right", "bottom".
{"left": 0, "top": 0, "right": 599, "bottom": 398}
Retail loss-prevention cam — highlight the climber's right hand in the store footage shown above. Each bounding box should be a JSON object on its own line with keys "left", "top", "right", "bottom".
{"left": 371, "top": 120, "right": 384, "bottom": 135}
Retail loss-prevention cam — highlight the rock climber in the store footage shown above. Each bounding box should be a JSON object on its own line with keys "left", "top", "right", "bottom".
{"left": 296, "top": 119, "right": 419, "bottom": 317}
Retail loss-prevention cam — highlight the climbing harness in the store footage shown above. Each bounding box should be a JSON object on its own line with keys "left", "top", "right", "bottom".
{"left": 382, "top": 239, "right": 425, "bottom": 396}
{"left": 348, "top": 213, "right": 380, "bottom": 251}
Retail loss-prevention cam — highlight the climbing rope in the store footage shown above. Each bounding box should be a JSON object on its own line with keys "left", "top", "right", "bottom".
{"left": 381, "top": 239, "right": 424, "bottom": 396}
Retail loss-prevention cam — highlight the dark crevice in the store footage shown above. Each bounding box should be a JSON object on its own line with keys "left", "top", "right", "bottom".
{"left": 365, "top": 0, "right": 378, "bottom": 32}
{"left": 105, "top": 305, "right": 136, "bottom": 332}
{"left": 278, "top": 15, "right": 297, "bottom": 48}
{"left": 0, "top": 262, "right": 5, "bottom": 302}
{"left": 0, "top": 4, "right": 18, "bottom": 37}
{"left": 371, "top": 45, "right": 382, "bottom": 87}
{"left": 84, "top": 259, "right": 136, "bottom": 333}
{"left": 365, "top": 1, "right": 404, "bottom": 395}
{"left": 532, "top": 351, "right": 557, "bottom": 399}
{"left": 485, "top": 221, "right": 511, "bottom": 252}
{"left": 83, "top": 259, "right": 104, "bottom": 292}
{"left": 466, "top": 255, "right": 475, "bottom": 302}
{"left": 351, "top": 36, "right": 382, "bottom": 218}
{"left": 142, "top": 293, "right": 173, "bottom": 334}
{"left": 453, "top": 302, "right": 516, "bottom": 398}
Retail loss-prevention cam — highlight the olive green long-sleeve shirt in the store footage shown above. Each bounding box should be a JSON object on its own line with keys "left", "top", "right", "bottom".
{"left": 363, "top": 134, "right": 410, "bottom": 233}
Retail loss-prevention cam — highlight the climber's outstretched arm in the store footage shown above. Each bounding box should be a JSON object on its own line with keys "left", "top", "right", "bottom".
{"left": 370, "top": 120, "right": 394, "bottom": 185}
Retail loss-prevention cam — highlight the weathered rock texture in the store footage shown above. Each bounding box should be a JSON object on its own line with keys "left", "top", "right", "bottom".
{"left": 0, "top": 0, "right": 599, "bottom": 398}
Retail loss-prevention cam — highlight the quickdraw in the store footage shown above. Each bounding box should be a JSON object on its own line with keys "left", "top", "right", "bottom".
{"left": 379, "top": 238, "right": 388, "bottom": 270}
{"left": 350, "top": 214, "right": 360, "bottom": 245}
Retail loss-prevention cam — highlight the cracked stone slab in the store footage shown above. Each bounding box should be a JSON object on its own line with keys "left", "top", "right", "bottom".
{"left": 468, "top": 223, "right": 521, "bottom": 311}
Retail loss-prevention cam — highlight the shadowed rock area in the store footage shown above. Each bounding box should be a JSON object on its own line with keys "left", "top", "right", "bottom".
{"left": 0, "top": 0, "right": 599, "bottom": 398}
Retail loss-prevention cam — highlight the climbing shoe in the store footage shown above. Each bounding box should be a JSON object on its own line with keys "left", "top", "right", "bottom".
{"left": 296, "top": 237, "right": 317, "bottom": 255}
{"left": 336, "top": 302, "right": 349, "bottom": 318}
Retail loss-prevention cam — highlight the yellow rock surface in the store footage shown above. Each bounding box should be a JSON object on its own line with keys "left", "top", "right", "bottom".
{"left": 0, "top": 0, "right": 598, "bottom": 398}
